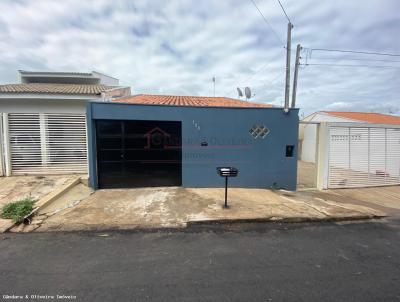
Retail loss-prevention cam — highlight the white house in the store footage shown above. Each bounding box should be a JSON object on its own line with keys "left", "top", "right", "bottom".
{"left": 300, "top": 111, "right": 400, "bottom": 189}
{"left": 0, "top": 70, "right": 130, "bottom": 176}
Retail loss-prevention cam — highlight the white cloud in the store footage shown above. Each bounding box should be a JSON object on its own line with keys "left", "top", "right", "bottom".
{"left": 0, "top": 0, "right": 399, "bottom": 115}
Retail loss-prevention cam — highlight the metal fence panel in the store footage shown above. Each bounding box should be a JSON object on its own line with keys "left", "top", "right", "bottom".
{"left": 328, "top": 125, "right": 400, "bottom": 188}
{"left": 8, "top": 113, "right": 88, "bottom": 175}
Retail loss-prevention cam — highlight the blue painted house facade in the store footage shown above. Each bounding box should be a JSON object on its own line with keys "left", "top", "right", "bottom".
{"left": 87, "top": 96, "right": 299, "bottom": 190}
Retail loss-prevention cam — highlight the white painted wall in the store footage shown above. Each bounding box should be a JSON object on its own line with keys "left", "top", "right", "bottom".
{"left": 301, "top": 123, "right": 317, "bottom": 162}
{"left": 300, "top": 112, "right": 361, "bottom": 163}
{"left": 0, "top": 99, "right": 87, "bottom": 114}
{"left": 92, "top": 71, "right": 119, "bottom": 86}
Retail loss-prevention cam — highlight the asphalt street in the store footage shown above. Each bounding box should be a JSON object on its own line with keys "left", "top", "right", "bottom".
{"left": 1, "top": 219, "right": 400, "bottom": 302}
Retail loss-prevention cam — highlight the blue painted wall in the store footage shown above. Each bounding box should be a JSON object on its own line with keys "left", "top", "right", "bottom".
{"left": 87, "top": 102, "right": 299, "bottom": 190}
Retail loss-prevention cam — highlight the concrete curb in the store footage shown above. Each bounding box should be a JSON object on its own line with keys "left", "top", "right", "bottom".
{"left": 0, "top": 221, "right": 14, "bottom": 233}
{"left": 1, "top": 176, "right": 82, "bottom": 233}
{"left": 27, "top": 213, "right": 387, "bottom": 234}
{"left": 186, "top": 214, "right": 386, "bottom": 227}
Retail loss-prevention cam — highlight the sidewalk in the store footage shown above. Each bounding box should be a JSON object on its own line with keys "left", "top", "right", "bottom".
{"left": 0, "top": 175, "right": 81, "bottom": 232}
{"left": 34, "top": 187, "right": 385, "bottom": 232}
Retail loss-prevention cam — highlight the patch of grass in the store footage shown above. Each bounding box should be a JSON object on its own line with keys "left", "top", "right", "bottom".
{"left": 1, "top": 196, "right": 37, "bottom": 223}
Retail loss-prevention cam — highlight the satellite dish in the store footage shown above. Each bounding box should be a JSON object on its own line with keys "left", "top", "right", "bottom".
{"left": 245, "top": 87, "right": 251, "bottom": 99}
{"left": 237, "top": 87, "right": 243, "bottom": 98}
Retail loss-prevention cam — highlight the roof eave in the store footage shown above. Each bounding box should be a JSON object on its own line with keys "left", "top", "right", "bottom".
{"left": 18, "top": 70, "right": 94, "bottom": 78}
{"left": 0, "top": 92, "right": 101, "bottom": 100}
{"left": 107, "top": 101, "right": 281, "bottom": 110}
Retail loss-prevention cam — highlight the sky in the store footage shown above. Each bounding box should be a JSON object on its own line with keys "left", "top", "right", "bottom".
{"left": 0, "top": 0, "right": 399, "bottom": 116}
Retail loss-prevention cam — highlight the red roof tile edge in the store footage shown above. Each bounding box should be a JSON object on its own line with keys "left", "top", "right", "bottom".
{"left": 113, "top": 94, "right": 275, "bottom": 108}
{"left": 322, "top": 111, "right": 400, "bottom": 125}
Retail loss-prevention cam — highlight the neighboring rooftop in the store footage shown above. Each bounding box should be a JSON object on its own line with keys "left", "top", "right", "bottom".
{"left": 0, "top": 70, "right": 130, "bottom": 97}
{"left": 113, "top": 94, "right": 274, "bottom": 108}
{"left": 19, "top": 70, "right": 119, "bottom": 85}
{"left": 0, "top": 83, "right": 117, "bottom": 95}
{"left": 322, "top": 111, "right": 400, "bottom": 125}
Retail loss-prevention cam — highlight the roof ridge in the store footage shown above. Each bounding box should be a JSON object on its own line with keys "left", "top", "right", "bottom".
{"left": 113, "top": 94, "right": 275, "bottom": 108}
{"left": 136, "top": 93, "right": 246, "bottom": 100}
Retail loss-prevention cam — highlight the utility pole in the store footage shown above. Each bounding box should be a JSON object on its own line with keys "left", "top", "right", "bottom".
{"left": 291, "top": 44, "right": 301, "bottom": 108}
{"left": 284, "top": 22, "right": 293, "bottom": 111}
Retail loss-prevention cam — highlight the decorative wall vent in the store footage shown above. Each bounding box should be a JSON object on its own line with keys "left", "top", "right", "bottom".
{"left": 249, "top": 124, "right": 270, "bottom": 139}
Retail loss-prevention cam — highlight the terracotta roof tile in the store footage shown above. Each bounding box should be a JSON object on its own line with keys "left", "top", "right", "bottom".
{"left": 323, "top": 111, "right": 400, "bottom": 125}
{"left": 113, "top": 94, "right": 274, "bottom": 108}
{"left": 0, "top": 83, "right": 116, "bottom": 95}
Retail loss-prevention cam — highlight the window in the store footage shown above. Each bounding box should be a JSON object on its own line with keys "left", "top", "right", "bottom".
{"left": 249, "top": 124, "right": 270, "bottom": 139}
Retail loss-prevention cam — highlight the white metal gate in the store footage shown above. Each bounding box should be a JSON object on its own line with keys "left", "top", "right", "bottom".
{"left": 7, "top": 113, "right": 88, "bottom": 175}
{"left": 0, "top": 113, "right": 3, "bottom": 176}
{"left": 328, "top": 125, "right": 400, "bottom": 188}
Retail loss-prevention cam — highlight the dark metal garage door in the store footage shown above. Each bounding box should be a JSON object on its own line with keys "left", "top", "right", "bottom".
{"left": 96, "top": 120, "right": 182, "bottom": 188}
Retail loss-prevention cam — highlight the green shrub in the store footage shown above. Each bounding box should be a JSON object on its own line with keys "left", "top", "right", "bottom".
{"left": 1, "top": 197, "right": 36, "bottom": 223}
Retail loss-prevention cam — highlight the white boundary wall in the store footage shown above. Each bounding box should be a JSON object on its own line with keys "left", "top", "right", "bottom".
{"left": 300, "top": 123, "right": 318, "bottom": 163}
{"left": 299, "top": 112, "right": 356, "bottom": 163}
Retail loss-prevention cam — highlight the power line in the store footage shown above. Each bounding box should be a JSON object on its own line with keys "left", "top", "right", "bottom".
{"left": 250, "top": 0, "right": 284, "bottom": 46}
{"left": 224, "top": 66, "right": 285, "bottom": 98}
{"left": 276, "top": 0, "right": 291, "bottom": 23}
{"left": 301, "top": 63, "right": 400, "bottom": 69}
{"left": 222, "top": 62, "right": 271, "bottom": 97}
{"left": 311, "top": 57, "right": 400, "bottom": 64}
{"left": 251, "top": 69, "right": 285, "bottom": 88}
{"left": 307, "top": 48, "right": 400, "bottom": 57}
{"left": 238, "top": 62, "right": 271, "bottom": 85}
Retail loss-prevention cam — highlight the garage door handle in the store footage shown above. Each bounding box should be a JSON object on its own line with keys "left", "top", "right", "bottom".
{"left": 121, "top": 154, "right": 124, "bottom": 159}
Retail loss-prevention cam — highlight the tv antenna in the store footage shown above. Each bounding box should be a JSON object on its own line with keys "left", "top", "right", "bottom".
{"left": 237, "top": 87, "right": 243, "bottom": 98}
{"left": 244, "top": 87, "right": 252, "bottom": 100}
{"left": 212, "top": 76, "right": 216, "bottom": 97}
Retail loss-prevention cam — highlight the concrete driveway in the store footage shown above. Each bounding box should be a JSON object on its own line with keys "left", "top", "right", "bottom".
{"left": 35, "top": 186, "right": 384, "bottom": 232}
{"left": 314, "top": 186, "right": 400, "bottom": 217}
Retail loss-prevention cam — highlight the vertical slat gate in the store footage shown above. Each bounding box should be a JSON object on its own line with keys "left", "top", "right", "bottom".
{"left": 328, "top": 125, "right": 400, "bottom": 188}
{"left": 386, "top": 128, "right": 400, "bottom": 185}
{"left": 327, "top": 126, "right": 351, "bottom": 187}
{"left": 8, "top": 113, "right": 88, "bottom": 175}
{"left": 0, "top": 113, "right": 3, "bottom": 176}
